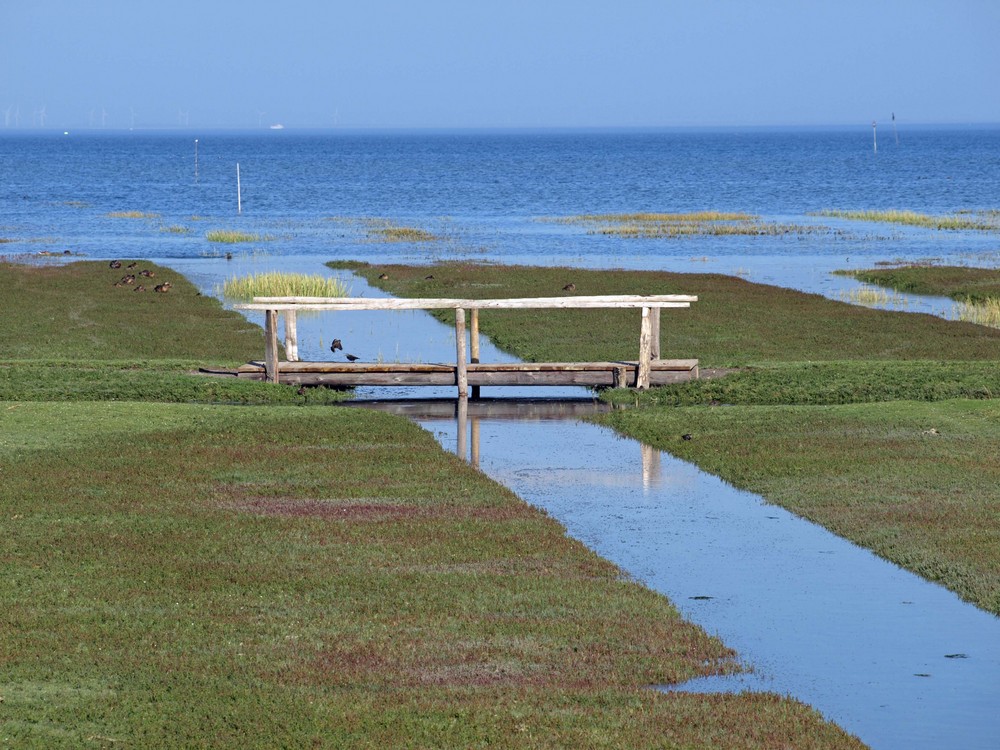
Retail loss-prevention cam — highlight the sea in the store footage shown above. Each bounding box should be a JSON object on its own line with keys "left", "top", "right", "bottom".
{"left": 2, "top": 126, "right": 999, "bottom": 304}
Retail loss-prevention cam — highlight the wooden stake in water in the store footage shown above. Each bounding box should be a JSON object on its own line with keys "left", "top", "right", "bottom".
{"left": 892, "top": 112, "right": 899, "bottom": 145}
{"left": 236, "top": 162, "right": 242, "bottom": 214}
{"left": 872, "top": 121, "right": 877, "bottom": 154}
{"left": 194, "top": 139, "right": 199, "bottom": 181}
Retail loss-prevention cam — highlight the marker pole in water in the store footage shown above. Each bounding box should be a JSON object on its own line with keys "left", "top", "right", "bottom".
{"left": 194, "top": 139, "right": 199, "bottom": 181}
{"left": 892, "top": 112, "right": 899, "bottom": 145}
{"left": 237, "top": 163, "right": 242, "bottom": 214}
{"left": 872, "top": 121, "right": 877, "bottom": 154}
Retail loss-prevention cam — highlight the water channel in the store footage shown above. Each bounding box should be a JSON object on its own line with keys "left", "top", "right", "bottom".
{"left": 165, "top": 256, "right": 1000, "bottom": 750}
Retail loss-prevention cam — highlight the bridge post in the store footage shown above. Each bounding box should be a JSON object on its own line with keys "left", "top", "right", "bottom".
{"left": 264, "top": 308, "right": 280, "bottom": 383}
{"left": 455, "top": 307, "right": 468, "bottom": 400}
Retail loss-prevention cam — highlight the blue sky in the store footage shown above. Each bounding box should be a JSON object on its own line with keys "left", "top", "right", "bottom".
{"left": 2, "top": 0, "right": 998, "bottom": 130}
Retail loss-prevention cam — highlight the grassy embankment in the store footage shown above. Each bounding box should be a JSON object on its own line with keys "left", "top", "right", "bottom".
{"left": 344, "top": 261, "right": 1000, "bottom": 615}
{"left": 0, "top": 261, "right": 862, "bottom": 747}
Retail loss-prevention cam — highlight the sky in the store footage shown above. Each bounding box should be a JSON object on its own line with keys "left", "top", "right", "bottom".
{"left": 2, "top": 0, "right": 999, "bottom": 130}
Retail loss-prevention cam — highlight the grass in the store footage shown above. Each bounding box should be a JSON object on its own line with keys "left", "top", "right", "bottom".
{"left": 838, "top": 264, "right": 1000, "bottom": 305}
{"left": 218, "top": 271, "right": 349, "bottom": 301}
{"left": 837, "top": 285, "right": 907, "bottom": 308}
{"left": 365, "top": 219, "right": 440, "bottom": 242}
{"left": 546, "top": 211, "right": 822, "bottom": 237}
{"left": 347, "top": 260, "right": 1000, "bottom": 615}
{"left": 954, "top": 297, "right": 1000, "bottom": 328}
{"left": 0, "top": 260, "right": 861, "bottom": 747}
{"left": 816, "top": 209, "right": 1000, "bottom": 231}
{"left": 206, "top": 229, "right": 272, "bottom": 243}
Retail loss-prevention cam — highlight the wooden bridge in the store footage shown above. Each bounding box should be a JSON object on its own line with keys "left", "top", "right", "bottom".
{"left": 233, "top": 294, "right": 699, "bottom": 398}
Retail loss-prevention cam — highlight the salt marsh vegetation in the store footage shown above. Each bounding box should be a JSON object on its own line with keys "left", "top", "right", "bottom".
{"left": 218, "top": 271, "right": 349, "bottom": 301}
{"left": 817, "top": 209, "right": 1000, "bottom": 231}
{"left": 546, "top": 211, "right": 823, "bottom": 237}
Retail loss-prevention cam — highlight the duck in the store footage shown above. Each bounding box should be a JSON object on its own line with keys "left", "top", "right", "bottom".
{"left": 330, "top": 338, "right": 343, "bottom": 352}
{"left": 134, "top": 285, "right": 146, "bottom": 292}
{"left": 109, "top": 260, "right": 122, "bottom": 269}
{"left": 562, "top": 283, "right": 576, "bottom": 292}
{"left": 154, "top": 282, "right": 172, "bottom": 293}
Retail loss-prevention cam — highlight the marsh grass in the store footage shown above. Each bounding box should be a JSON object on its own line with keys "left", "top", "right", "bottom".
{"left": 953, "top": 297, "right": 1000, "bottom": 328}
{"left": 817, "top": 209, "right": 1000, "bottom": 231}
{"left": 206, "top": 229, "right": 272, "bottom": 243}
{"left": 107, "top": 210, "right": 160, "bottom": 219}
{"left": 365, "top": 219, "right": 440, "bottom": 242}
{"left": 547, "top": 211, "right": 822, "bottom": 237}
{"left": 838, "top": 264, "right": 1000, "bottom": 305}
{"left": 160, "top": 224, "right": 192, "bottom": 234}
{"left": 838, "top": 285, "right": 908, "bottom": 308}
{"left": 219, "top": 271, "right": 349, "bottom": 301}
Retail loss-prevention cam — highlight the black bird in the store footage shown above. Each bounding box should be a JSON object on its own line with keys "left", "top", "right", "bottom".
{"left": 424, "top": 274, "right": 435, "bottom": 280}
{"left": 345, "top": 354, "right": 360, "bottom": 362}
{"left": 562, "top": 283, "right": 576, "bottom": 292}
{"left": 681, "top": 433, "right": 693, "bottom": 441}
{"left": 225, "top": 252, "right": 233, "bottom": 260}
{"left": 330, "top": 338, "right": 343, "bottom": 352}
{"left": 297, "top": 386, "right": 307, "bottom": 396}
{"left": 109, "top": 260, "right": 122, "bottom": 269}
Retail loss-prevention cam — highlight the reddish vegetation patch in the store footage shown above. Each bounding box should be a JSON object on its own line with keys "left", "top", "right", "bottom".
{"left": 226, "top": 497, "right": 426, "bottom": 520}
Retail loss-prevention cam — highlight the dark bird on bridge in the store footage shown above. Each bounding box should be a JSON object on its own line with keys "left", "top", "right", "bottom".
{"left": 562, "top": 283, "right": 576, "bottom": 292}
{"left": 109, "top": 260, "right": 122, "bottom": 269}
{"left": 345, "top": 354, "right": 360, "bottom": 362}
{"left": 330, "top": 338, "right": 343, "bottom": 352}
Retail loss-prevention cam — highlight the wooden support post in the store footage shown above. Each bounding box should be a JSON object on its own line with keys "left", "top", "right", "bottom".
{"left": 637, "top": 306, "right": 652, "bottom": 389}
{"left": 455, "top": 307, "right": 468, "bottom": 400}
{"left": 264, "top": 309, "right": 280, "bottom": 384}
{"left": 650, "top": 307, "right": 661, "bottom": 360}
{"left": 284, "top": 310, "right": 299, "bottom": 362}
{"left": 613, "top": 365, "right": 628, "bottom": 389}
{"left": 470, "top": 308, "right": 481, "bottom": 400}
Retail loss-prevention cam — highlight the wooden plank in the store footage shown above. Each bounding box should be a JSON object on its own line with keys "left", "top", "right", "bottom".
{"left": 237, "top": 294, "right": 697, "bottom": 311}
{"left": 637, "top": 306, "right": 652, "bottom": 389}
{"left": 455, "top": 307, "right": 468, "bottom": 399}
{"left": 264, "top": 309, "right": 280, "bottom": 383}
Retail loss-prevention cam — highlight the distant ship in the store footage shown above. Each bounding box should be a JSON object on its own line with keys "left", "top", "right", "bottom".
{"left": 269, "top": 124, "right": 285, "bottom": 130}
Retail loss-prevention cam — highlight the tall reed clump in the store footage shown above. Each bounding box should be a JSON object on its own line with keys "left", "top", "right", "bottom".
{"left": 816, "top": 209, "right": 1000, "bottom": 231}
{"left": 838, "top": 285, "right": 907, "bottom": 308}
{"left": 219, "top": 272, "right": 349, "bottom": 301}
{"left": 206, "top": 230, "right": 272, "bottom": 243}
{"left": 953, "top": 298, "right": 1000, "bottom": 328}
{"left": 364, "top": 219, "right": 439, "bottom": 242}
